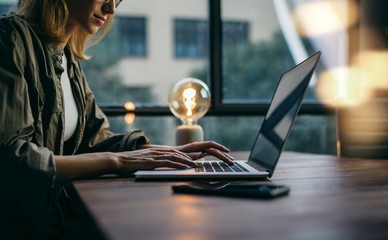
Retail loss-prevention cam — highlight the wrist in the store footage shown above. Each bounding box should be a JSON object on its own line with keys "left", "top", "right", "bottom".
{"left": 104, "top": 152, "right": 121, "bottom": 174}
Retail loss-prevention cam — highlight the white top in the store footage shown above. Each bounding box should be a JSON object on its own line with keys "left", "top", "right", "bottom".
{"left": 61, "top": 54, "right": 79, "bottom": 141}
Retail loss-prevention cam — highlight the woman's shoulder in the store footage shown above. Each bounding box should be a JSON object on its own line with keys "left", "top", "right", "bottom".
{"left": 0, "top": 13, "right": 28, "bottom": 27}
{"left": 0, "top": 13, "right": 43, "bottom": 49}
{"left": 0, "top": 13, "right": 36, "bottom": 37}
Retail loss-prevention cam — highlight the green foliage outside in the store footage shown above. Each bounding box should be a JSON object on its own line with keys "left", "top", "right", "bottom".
{"left": 222, "top": 31, "right": 295, "bottom": 101}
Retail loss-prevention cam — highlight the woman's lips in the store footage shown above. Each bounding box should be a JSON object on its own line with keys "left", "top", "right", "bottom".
{"left": 95, "top": 15, "right": 106, "bottom": 26}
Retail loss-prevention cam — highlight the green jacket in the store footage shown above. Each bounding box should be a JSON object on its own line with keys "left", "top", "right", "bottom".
{"left": 0, "top": 13, "right": 148, "bottom": 209}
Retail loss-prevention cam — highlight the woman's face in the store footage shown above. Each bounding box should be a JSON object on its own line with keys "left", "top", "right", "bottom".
{"left": 66, "top": 0, "right": 116, "bottom": 35}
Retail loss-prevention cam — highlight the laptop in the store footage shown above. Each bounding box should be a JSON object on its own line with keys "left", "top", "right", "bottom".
{"left": 135, "top": 51, "right": 321, "bottom": 180}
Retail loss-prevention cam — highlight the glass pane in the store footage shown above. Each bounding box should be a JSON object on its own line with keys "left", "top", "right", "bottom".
{"left": 109, "top": 115, "right": 336, "bottom": 154}
{"left": 220, "top": 0, "right": 348, "bottom": 104}
{"left": 108, "top": 116, "right": 177, "bottom": 146}
{"left": 221, "top": 0, "right": 293, "bottom": 103}
{"left": 203, "top": 115, "right": 336, "bottom": 153}
{"left": 82, "top": 0, "right": 209, "bottom": 106}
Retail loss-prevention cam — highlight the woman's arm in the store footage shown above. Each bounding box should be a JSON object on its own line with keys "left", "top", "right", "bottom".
{"left": 54, "top": 153, "right": 117, "bottom": 183}
{"left": 55, "top": 141, "right": 234, "bottom": 182}
{"left": 54, "top": 147, "right": 199, "bottom": 182}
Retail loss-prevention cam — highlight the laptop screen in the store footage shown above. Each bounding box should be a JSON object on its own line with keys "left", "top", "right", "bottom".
{"left": 248, "top": 52, "right": 321, "bottom": 175}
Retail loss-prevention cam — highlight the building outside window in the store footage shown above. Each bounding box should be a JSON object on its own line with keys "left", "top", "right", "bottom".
{"left": 174, "top": 19, "right": 249, "bottom": 59}
{"left": 222, "top": 21, "right": 249, "bottom": 47}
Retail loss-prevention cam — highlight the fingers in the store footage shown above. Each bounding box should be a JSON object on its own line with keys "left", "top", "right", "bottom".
{"left": 203, "top": 148, "right": 234, "bottom": 165}
{"left": 161, "top": 152, "right": 197, "bottom": 168}
{"left": 163, "top": 149, "right": 192, "bottom": 161}
{"left": 201, "top": 141, "right": 231, "bottom": 153}
{"left": 117, "top": 143, "right": 234, "bottom": 174}
{"left": 178, "top": 141, "right": 231, "bottom": 153}
{"left": 186, "top": 151, "right": 206, "bottom": 160}
{"left": 118, "top": 159, "right": 188, "bottom": 173}
{"left": 177, "top": 141, "right": 234, "bottom": 165}
{"left": 141, "top": 159, "right": 190, "bottom": 170}
{"left": 130, "top": 148, "right": 197, "bottom": 168}
{"left": 185, "top": 148, "right": 234, "bottom": 165}
{"left": 119, "top": 157, "right": 193, "bottom": 174}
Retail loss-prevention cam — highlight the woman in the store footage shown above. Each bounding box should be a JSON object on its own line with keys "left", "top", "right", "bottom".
{"left": 0, "top": 0, "right": 233, "bottom": 238}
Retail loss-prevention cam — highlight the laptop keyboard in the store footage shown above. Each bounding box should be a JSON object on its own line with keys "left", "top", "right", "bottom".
{"left": 195, "top": 162, "right": 250, "bottom": 173}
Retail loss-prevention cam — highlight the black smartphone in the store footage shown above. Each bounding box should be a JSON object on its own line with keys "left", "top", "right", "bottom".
{"left": 172, "top": 183, "right": 290, "bottom": 199}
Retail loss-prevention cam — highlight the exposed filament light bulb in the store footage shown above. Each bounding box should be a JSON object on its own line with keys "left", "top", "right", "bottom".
{"left": 168, "top": 78, "right": 210, "bottom": 145}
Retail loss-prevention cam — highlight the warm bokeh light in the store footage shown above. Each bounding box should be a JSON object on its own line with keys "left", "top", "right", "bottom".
{"left": 317, "top": 50, "right": 388, "bottom": 108}
{"left": 293, "top": 0, "right": 359, "bottom": 37}
{"left": 352, "top": 50, "right": 388, "bottom": 90}
{"left": 124, "top": 101, "right": 136, "bottom": 125}
{"left": 124, "top": 102, "right": 136, "bottom": 111}
{"left": 315, "top": 67, "right": 370, "bottom": 107}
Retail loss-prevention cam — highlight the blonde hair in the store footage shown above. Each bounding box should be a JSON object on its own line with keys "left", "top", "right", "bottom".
{"left": 17, "top": 0, "right": 113, "bottom": 59}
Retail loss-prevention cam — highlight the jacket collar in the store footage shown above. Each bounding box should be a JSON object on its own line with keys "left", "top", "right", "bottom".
{"left": 64, "top": 45, "right": 77, "bottom": 79}
{"left": 47, "top": 43, "right": 64, "bottom": 63}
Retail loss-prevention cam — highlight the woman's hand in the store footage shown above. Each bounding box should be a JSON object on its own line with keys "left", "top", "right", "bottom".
{"left": 174, "top": 141, "right": 234, "bottom": 165}
{"left": 115, "top": 141, "right": 234, "bottom": 175}
{"left": 114, "top": 148, "right": 198, "bottom": 175}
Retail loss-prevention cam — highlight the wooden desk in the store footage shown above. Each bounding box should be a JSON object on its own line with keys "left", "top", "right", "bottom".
{"left": 70, "top": 152, "right": 388, "bottom": 240}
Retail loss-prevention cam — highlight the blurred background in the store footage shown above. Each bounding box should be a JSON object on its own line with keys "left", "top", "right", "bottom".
{"left": 2, "top": 0, "right": 387, "bottom": 155}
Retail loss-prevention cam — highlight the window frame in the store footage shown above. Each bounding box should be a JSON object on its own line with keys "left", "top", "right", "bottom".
{"left": 101, "top": 0, "right": 334, "bottom": 117}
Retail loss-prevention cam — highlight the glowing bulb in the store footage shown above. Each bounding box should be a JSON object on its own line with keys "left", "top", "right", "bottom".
{"left": 168, "top": 78, "right": 210, "bottom": 126}
{"left": 183, "top": 88, "right": 196, "bottom": 117}
{"left": 168, "top": 78, "right": 210, "bottom": 145}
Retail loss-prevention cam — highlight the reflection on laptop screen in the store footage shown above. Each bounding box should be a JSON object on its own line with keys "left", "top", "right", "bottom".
{"left": 249, "top": 52, "right": 320, "bottom": 174}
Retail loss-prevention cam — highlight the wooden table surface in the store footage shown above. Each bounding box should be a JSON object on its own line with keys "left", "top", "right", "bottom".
{"left": 70, "top": 152, "right": 388, "bottom": 240}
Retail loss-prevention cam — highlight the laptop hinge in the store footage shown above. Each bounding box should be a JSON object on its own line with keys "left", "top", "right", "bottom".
{"left": 248, "top": 161, "right": 273, "bottom": 177}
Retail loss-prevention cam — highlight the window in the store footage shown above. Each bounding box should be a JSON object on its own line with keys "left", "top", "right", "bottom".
{"left": 222, "top": 21, "right": 249, "bottom": 47}
{"left": 174, "top": 19, "right": 208, "bottom": 59}
{"left": 174, "top": 19, "right": 249, "bottom": 59}
{"left": 217, "top": 0, "right": 323, "bottom": 106}
{"left": 114, "top": 16, "right": 147, "bottom": 57}
{"left": 83, "top": 0, "right": 349, "bottom": 154}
